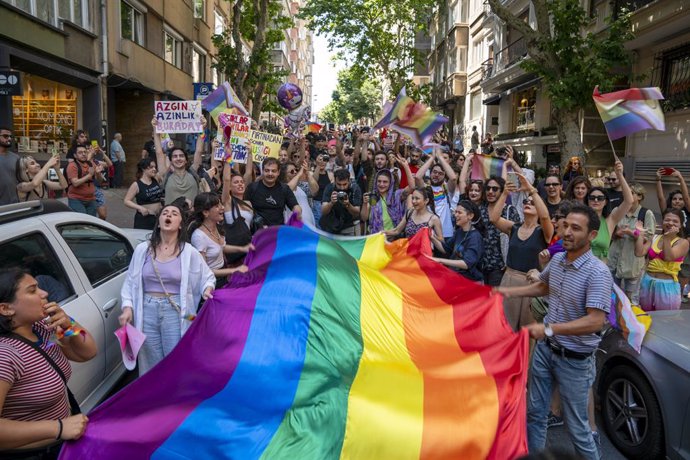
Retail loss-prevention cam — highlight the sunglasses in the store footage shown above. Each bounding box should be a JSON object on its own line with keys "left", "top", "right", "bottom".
{"left": 588, "top": 194, "right": 607, "bottom": 202}
{"left": 545, "top": 182, "right": 560, "bottom": 187}
{"left": 485, "top": 186, "right": 501, "bottom": 192}
{"left": 522, "top": 199, "right": 534, "bottom": 205}
{"left": 605, "top": 177, "right": 617, "bottom": 182}
{"left": 0, "top": 134, "right": 11, "bottom": 138}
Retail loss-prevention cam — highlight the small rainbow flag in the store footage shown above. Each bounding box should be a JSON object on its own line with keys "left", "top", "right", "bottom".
{"left": 471, "top": 153, "right": 505, "bottom": 180}
{"left": 608, "top": 284, "right": 651, "bottom": 354}
{"left": 60, "top": 225, "right": 528, "bottom": 460}
{"left": 303, "top": 122, "right": 323, "bottom": 135}
{"left": 592, "top": 86, "right": 666, "bottom": 140}
{"left": 374, "top": 88, "right": 448, "bottom": 147}
{"left": 201, "top": 81, "right": 249, "bottom": 125}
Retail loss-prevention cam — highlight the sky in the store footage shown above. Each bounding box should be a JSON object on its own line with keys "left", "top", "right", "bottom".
{"left": 310, "top": 34, "right": 343, "bottom": 114}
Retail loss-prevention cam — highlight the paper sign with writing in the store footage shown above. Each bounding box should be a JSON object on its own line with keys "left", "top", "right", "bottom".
{"left": 249, "top": 130, "right": 283, "bottom": 163}
{"left": 154, "top": 101, "right": 203, "bottom": 133}
{"left": 218, "top": 111, "right": 251, "bottom": 164}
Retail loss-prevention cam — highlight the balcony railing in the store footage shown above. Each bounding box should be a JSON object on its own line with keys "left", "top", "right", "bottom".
{"left": 613, "top": 0, "right": 657, "bottom": 18}
{"left": 516, "top": 106, "right": 536, "bottom": 132}
{"left": 494, "top": 37, "right": 528, "bottom": 73}
{"left": 481, "top": 58, "right": 494, "bottom": 80}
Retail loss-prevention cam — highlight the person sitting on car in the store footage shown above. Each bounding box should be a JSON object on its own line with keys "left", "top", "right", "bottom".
{"left": 0, "top": 268, "right": 96, "bottom": 458}
{"left": 16, "top": 155, "right": 68, "bottom": 202}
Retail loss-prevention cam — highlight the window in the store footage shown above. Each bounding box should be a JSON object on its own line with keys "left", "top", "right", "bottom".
{"left": 214, "top": 9, "right": 225, "bottom": 35}
{"left": 58, "top": 224, "right": 133, "bottom": 287}
{"left": 121, "top": 0, "right": 144, "bottom": 45}
{"left": 164, "top": 28, "right": 183, "bottom": 68}
{"left": 470, "top": 91, "right": 482, "bottom": 120}
{"left": 58, "top": 0, "right": 89, "bottom": 29}
{"left": 654, "top": 44, "right": 690, "bottom": 112}
{"left": 0, "top": 233, "right": 75, "bottom": 303}
{"left": 193, "top": 0, "right": 206, "bottom": 20}
{"left": 192, "top": 46, "right": 207, "bottom": 82}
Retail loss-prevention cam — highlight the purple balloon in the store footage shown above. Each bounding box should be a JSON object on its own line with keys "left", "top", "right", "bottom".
{"left": 277, "top": 83, "right": 303, "bottom": 111}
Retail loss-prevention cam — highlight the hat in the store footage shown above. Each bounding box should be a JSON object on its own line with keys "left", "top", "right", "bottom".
{"left": 114, "top": 324, "right": 146, "bottom": 371}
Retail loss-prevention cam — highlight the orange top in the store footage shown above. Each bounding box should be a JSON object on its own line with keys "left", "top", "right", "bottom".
{"left": 66, "top": 161, "right": 96, "bottom": 201}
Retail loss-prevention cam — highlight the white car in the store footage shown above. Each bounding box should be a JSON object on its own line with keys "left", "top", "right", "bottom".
{"left": 0, "top": 200, "right": 150, "bottom": 412}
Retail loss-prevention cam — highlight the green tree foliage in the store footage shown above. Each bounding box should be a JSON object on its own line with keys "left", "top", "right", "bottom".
{"left": 212, "top": 0, "right": 293, "bottom": 121}
{"left": 299, "top": 0, "right": 435, "bottom": 95}
{"left": 486, "top": 0, "right": 633, "bottom": 159}
{"left": 319, "top": 69, "right": 382, "bottom": 124}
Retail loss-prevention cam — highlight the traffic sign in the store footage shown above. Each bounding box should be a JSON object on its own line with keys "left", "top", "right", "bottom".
{"left": 0, "top": 71, "right": 22, "bottom": 96}
{"left": 194, "top": 82, "right": 214, "bottom": 101}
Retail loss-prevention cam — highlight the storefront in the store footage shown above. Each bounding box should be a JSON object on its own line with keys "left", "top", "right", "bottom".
{"left": 12, "top": 74, "right": 81, "bottom": 155}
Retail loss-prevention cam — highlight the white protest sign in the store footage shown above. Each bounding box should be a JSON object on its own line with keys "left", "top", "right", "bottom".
{"left": 154, "top": 100, "right": 203, "bottom": 133}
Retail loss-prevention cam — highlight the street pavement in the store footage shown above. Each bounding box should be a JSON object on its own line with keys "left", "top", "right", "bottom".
{"left": 99, "top": 185, "right": 628, "bottom": 458}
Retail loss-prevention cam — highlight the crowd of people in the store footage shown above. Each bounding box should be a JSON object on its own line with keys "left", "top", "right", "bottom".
{"left": 1, "top": 119, "right": 689, "bottom": 460}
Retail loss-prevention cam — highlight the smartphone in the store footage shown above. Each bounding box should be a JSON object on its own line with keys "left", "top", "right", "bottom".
{"left": 660, "top": 167, "right": 675, "bottom": 176}
{"left": 507, "top": 171, "right": 519, "bottom": 188}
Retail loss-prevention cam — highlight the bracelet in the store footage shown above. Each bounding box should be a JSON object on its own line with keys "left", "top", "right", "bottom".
{"left": 56, "top": 419, "right": 63, "bottom": 440}
{"left": 56, "top": 316, "right": 85, "bottom": 341}
{"left": 633, "top": 229, "right": 641, "bottom": 238}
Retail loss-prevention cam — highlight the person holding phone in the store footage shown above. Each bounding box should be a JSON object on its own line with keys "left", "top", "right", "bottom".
{"left": 360, "top": 155, "right": 414, "bottom": 234}
{"left": 16, "top": 154, "right": 67, "bottom": 201}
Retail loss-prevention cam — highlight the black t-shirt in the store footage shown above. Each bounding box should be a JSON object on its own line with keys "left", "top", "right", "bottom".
{"left": 607, "top": 189, "right": 623, "bottom": 210}
{"left": 506, "top": 224, "right": 547, "bottom": 272}
{"left": 546, "top": 200, "right": 562, "bottom": 218}
{"left": 244, "top": 180, "right": 299, "bottom": 226}
{"left": 321, "top": 182, "right": 363, "bottom": 228}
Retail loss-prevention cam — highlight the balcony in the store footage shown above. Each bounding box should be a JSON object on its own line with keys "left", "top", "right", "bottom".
{"left": 516, "top": 106, "right": 536, "bottom": 132}
{"left": 481, "top": 58, "right": 494, "bottom": 80}
{"left": 494, "top": 37, "right": 527, "bottom": 73}
{"left": 613, "top": 0, "right": 657, "bottom": 18}
{"left": 480, "top": 37, "right": 530, "bottom": 92}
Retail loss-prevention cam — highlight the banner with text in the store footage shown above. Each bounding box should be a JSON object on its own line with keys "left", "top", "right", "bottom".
{"left": 249, "top": 130, "right": 282, "bottom": 163}
{"left": 218, "top": 112, "right": 251, "bottom": 164}
{"left": 154, "top": 101, "right": 203, "bottom": 133}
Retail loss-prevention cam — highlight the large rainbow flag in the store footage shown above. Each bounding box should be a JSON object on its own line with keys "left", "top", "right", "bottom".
{"left": 592, "top": 86, "right": 666, "bottom": 140}
{"left": 60, "top": 225, "right": 528, "bottom": 460}
{"left": 202, "top": 81, "right": 249, "bottom": 125}
{"left": 471, "top": 153, "right": 505, "bottom": 180}
{"left": 374, "top": 88, "right": 448, "bottom": 147}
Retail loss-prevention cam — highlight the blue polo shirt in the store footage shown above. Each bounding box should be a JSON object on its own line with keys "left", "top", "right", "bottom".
{"left": 539, "top": 249, "right": 612, "bottom": 353}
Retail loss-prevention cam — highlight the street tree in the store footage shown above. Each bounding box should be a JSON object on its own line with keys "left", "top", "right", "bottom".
{"left": 300, "top": 0, "right": 435, "bottom": 96}
{"left": 212, "top": 0, "right": 292, "bottom": 121}
{"left": 319, "top": 69, "right": 382, "bottom": 124}
{"left": 486, "top": 0, "right": 633, "bottom": 160}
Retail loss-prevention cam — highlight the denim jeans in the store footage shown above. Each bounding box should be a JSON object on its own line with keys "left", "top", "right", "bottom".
{"left": 311, "top": 200, "right": 322, "bottom": 229}
{"left": 68, "top": 198, "right": 97, "bottom": 217}
{"left": 139, "top": 294, "right": 182, "bottom": 375}
{"left": 527, "top": 341, "right": 599, "bottom": 460}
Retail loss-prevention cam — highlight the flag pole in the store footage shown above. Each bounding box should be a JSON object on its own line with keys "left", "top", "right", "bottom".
{"left": 607, "top": 135, "right": 620, "bottom": 163}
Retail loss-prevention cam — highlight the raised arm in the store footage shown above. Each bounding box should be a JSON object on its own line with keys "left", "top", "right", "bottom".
{"left": 607, "top": 159, "right": 634, "bottom": 232}
{"left": 17, "top": 156, "right": 59, "bottom": 192}
{"left": 672, "top": 168, "right": 690, "bottom": 211}
{"left": 152, "top": 118, "right": 171, "bottom": 172}
{"left": 458, "top": 152, "right": 473, "bottom": 195}
{"left": 489, "top": 182, "right": 517, "bottom": 235}
{"left": 435, "top": 149, "right": 457, "bottom": 193}
{"left": 519, "top": 174, "right": 554, "bottom": 243}
{"left": 190, "top": 115, "right": 208, "bottom": 172}
{"left": 655, "top": 168, "right": 666, "bottom": 212}
{"left": 415, "top": 154, "right": 435, "bottom": 187}
{"left": 47, "top": 160, "right": 68, "bottom": 190}
{"left": 395, "top": 154, "right": 414, "bottom": 194}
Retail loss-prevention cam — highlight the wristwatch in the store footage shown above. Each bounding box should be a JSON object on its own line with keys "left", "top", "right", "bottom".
{"left": 544, "top": 322, "right": 554, "bottom": 338}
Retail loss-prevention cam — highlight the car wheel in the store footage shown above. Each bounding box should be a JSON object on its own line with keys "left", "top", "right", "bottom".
{"left": 601, "top": 365, "right": 664, "bottom": 459}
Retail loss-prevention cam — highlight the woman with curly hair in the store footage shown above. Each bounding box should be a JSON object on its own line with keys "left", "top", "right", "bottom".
{"left": 564, "top": 175, "right": 591, "bottom": 205}
{"left": 562, "top": 156, "right": 584, "bottom": 188}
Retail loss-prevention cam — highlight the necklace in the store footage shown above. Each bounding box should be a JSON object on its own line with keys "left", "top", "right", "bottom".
{"left": 203, "top": 223, "right": 222, "bottom": 242}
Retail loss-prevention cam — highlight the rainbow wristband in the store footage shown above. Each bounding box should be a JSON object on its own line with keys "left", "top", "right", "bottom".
{"left": 56, "top": 316, "right": 85, "bottom": 340}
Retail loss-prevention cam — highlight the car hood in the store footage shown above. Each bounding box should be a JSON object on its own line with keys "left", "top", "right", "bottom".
{"left": 643, "top": 310, "right": 690, "bottom": 373}
{"left": 120, "top": 228, "right": 152, "bottom": 245}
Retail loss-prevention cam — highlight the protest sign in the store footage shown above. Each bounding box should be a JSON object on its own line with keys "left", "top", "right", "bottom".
{"left": 249, "top": 130, "right": 282, "bottom": 163}
{"left": 154, "top": 101, "right": 203, "bottom": 133}
{"left": 218, "top": 111, "right": 251, "bottom": 163}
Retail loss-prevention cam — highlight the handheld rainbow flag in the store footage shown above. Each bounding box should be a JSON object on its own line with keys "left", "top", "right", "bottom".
{"left": 608, "top": 284, "right": 652, "bottom": 354}
{"left": 202, "top": 81, "right": 249, "bottom": 124}
{"left": 471, "top": 153, "right": 505, "bottom": 180}
{"left": 60, "top": 225, "right": 528, "bottom": 460}
{"left": 303, "top": 122, "right": 323, "bottom": 135}
{"left": 374, "top": 88, "right": 448, "bottom": 147}
{"left": 592, "top": 86, "right": 666, "bottom": 140}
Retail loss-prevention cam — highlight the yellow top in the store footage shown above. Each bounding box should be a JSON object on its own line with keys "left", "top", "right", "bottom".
{"left": 647, "top": 235, "right": 683, "bottom": 282}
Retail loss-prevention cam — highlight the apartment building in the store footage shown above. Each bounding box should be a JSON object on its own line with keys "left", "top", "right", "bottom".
{"left": 428, "top": 0, "right": 470, "bottom": 139}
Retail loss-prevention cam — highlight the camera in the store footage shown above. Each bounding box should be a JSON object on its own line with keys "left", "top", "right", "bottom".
{"left": 321, "top": 154, "right": 330, "bottom": 162}
{"left": 495, "top": 146, "right": 508, "bottom": 158}
{"left": 337, "top": 191, "right": 348, "bottom": 201}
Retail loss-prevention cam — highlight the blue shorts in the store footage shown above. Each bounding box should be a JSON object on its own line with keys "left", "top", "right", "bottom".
{"left": 639, "top": 273, "right": 681, "bottom": 311}
{"left": 95, "top": 187, "right": 105, "bottom": 208}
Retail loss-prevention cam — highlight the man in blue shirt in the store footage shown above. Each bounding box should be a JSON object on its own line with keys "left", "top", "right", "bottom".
{"left": 496, "top": 203, "right": 611, "bottom": 460}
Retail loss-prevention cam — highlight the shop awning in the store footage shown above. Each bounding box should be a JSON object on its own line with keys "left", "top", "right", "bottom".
{"left": 483, "top": 77, "right": 542, "bottom": 106}
{"left": 483, "top": 94, "right": 501, "bottom": 105}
